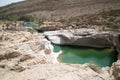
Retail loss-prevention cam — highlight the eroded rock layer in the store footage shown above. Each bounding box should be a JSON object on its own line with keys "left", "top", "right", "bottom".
{"left": 44, "top": 29, "right": 116, "bottom": 48}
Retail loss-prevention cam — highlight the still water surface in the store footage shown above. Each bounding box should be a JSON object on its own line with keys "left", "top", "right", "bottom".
{"left": 54, "top": 45, "right": 118, "bottom": 67}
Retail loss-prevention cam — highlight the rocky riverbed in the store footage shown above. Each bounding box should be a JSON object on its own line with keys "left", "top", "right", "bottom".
{"left": 0, "top": 29, "right": 119, "bottom": 80}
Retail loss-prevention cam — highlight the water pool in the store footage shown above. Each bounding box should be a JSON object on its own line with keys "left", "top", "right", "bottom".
{"left": 53, "top": 45, "right": 118, "bottom": 67}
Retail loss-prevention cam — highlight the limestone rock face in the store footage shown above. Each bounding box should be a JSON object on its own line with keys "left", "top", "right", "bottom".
{"left": 110, "top": 60, "right": 120, "bottom": 80}
{"left": 111, "top": 33, "right": 120, "bottom": 80}
{"left": 44, "top": 29, "right": 113, "bottom": 48}
{"left": 0, "top": 31, "right": 56, "bottom": 72}
{"left": 115, "top": 34, "right": 120, "bottom": 59}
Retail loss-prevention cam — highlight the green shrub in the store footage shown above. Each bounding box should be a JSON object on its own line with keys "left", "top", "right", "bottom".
{"left": 0, "top": 14, "right": 18, "bottom": 21}
{"left": 105, "top": 22, "right": 120, "bottom": 29}
{"left": 0, "top": 14, "right": 34, "bottom": 22}
{"left": 18, "top": 15, "right": 34, "bottom": 22}
{"left": 38, "top": 18, "right": 44, "bottom": 25}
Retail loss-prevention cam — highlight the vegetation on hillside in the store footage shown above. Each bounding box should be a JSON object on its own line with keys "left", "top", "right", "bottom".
{"left": 0, "top": 14, "right": 34, "bottom": 22}
{"left": 0, "top": 9, "right": 120, "bottom": 30}
{"left": 0, "top": 14, "right": 18, "bottom": 21}
{"left": 0, "top": 0, "right": 119, "bottom": 20}
{"left": 57, "top": 9, "right": 120, "bottom": 29}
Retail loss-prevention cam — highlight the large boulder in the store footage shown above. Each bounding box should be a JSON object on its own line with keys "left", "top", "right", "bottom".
{"left": 44, "top": 29, "right": 114, "bottom": 48}
{"left": 110, "top": 60, "right": 120, "bottom": 80}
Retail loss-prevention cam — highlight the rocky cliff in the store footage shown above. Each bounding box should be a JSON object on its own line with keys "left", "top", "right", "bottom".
{"left": 0, "top": 29, "right": 119, "bottom": 80}
{"left": 0, "top": 30, "right": 114, "bottom": 80}
{"left": 44, "top": 28, "right": 114, "bottom": 48}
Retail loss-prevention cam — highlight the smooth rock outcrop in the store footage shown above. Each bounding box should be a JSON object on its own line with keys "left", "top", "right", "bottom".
{"left": 44, "top": 29, "right": 114, "bottom": 48}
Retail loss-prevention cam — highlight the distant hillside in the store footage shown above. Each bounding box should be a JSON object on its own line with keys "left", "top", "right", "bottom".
{"left": 0, "top": 0, "right": 120, "bottom": 20}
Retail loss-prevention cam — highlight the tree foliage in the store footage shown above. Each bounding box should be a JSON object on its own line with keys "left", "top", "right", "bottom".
{"left": 0, "top": 14, "right": 34, "bottom": 22}
{"left": 18, "top": 15, "right": 34, "bottom": 22}
{"left": 0, "top": 14, "right": 18, "bottom": 21}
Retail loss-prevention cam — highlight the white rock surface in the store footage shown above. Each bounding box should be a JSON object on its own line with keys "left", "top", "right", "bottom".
{"left": 0, "top": 64, "right": 111, "bottom": 80}
{"left": 0, "top": 31, "right": 60, "bottom": 72}
{"left": 44, "top": 29, "right": 113, "bottom": 48}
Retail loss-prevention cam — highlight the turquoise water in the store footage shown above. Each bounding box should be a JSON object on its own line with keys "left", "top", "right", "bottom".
{"left": 24, "top": 22, "right": 43, "bottom": 33}
{"left": 24, "top": 22, "right": 37, "bottom": 28}
{"left": 53, "top": 45, "right": 118, "bottom": 67}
